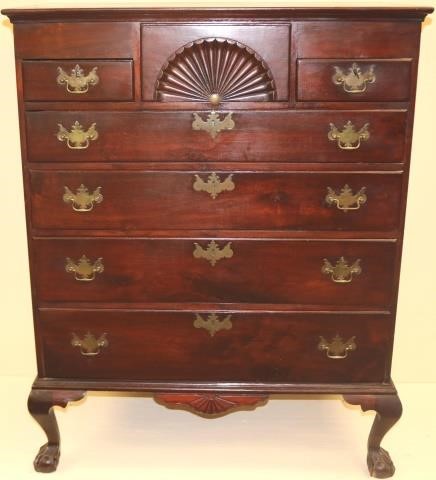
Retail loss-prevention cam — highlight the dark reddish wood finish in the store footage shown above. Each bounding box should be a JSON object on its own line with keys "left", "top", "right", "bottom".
{"left": 29, "top": 170, "right": 403, "bottom": 232}
{"left": 2, "top": 6, "right": 432, "bottom": 475}
{"left": 38, "top": 309, "right": 393, "bottom": 383}
{"left": 33, "top": 238, "right": 396, "bottom": 307}
{"left": 22, "top": 60, "right": 134, "bottom": 102}
{"left": 28, "top": 389, "right": 86, "bottom": 473}
{"left": 3, "top": 8, "right": 432, "bottom": 23}
{"left": 141, "top": 24, "right": 289, "bottom": 101}
{"left": 154, "top": 393, "right": 268, "bottom": 417}
{"left": 297, "top": 60, "right": 412, "bottom": 103}
{"left": 295, "top": 21, "right": 421, "bottom": 58}
{"left": 13, "top": 22, "right": 137, "bottom": 59}
{"left": 25, "top": 110, "right": 408, "bottom": 163}
{"left": 344, "top": 393, "right": 403, "bottom": 478}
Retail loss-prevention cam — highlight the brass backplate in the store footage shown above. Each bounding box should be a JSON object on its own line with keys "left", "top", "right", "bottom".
{"left": 57, "top": 64, "right": 99, "bottom": 94}
{"left": 57, "top": 121, "right": 99, "bottom": 149}
{"left": 328, "top": 121, "right": 370, "bottom": 150}
{"left": 325, "top": 184, "right": 367, "bottom": 212}
{"left": 318, "top": 334, "right": 356, "bottom": 359}
{"left": 193, "top": 172, "right": 235, "bottom": 199}
{"left": 321, "top": 256, "right": 361, "bottom": 283}
{"left": 71, "top": 332, "right": 108, "bottom": 356}
{"left": 193, "top": 240, "right": 234, "bottom": 266}
{"left": 63, "top": 184, "right": 103, "bottom": 212}
{"left": 192, "top": 111, "right": 235, "bottom": 139}
{"left": 193, "top": 313, "right": 233, "bottom": 336}
{"left": 65, "top": 255, "right": 104, "bottom": 281}
{"left": 332, "top": 62, "right": 376, "bottom": 93}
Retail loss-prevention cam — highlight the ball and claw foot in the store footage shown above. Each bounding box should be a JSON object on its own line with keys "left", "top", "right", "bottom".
{"left": 368, "top": 447, "right": 395, "bottom": 479}
{"left": 34, "top": 443, "right": 60, "bottom": 473}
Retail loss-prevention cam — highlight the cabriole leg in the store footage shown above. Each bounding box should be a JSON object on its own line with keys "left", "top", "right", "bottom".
{"left": 344, "top": 393, "right": 403, "bottom": 478}
{"left": 28, "top": 388, "right": 86, "bottom": 473}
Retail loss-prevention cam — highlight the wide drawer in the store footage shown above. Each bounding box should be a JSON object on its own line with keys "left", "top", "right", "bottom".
{"left": 33, "top": 238, "right": 396, "bottom": 307}
{"left": 23, "top": 60, "right": 134, "bottom": 102}
{"left": 30, "top": 170, "right": 403, "bottom": 232}
{"left": 297, "top": 59, "right": 411, "bottom": 102}
{"left": 25, "top": 110, "right": 407, "bottom": 163}
{"left": 38, "top": 309, "right": 392, "bottom": 383}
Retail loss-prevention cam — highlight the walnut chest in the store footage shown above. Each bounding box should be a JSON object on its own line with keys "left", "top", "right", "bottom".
{"left": 2, "top": 6, "right": 433, "bottom": 477}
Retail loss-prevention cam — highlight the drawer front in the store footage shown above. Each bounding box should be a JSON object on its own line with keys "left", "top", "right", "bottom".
{"left": 38, "top": 309, "right": 392, "bottom": 383}
{"left": 296, "top": 21, "right": 420, "bottom": 58}
{"left": 297, "top": 60, "right": 411, "bottom": 102}
{"left": 30, "top": 170, "right": 403, "bottom": 232}
{"left": 33, "top": 238, "right": 396, "bottom": 307}
{"left": 25, "top": 110, "right": 407, "bottom": 163}
{"left": 14, "top": 22, "right": 137, "bottom": 59}
{"left": 141, "top": 24, "right": 289, "bottom": 101}
{"left": 23, "top": 60, "right": 134, "bottom": 102}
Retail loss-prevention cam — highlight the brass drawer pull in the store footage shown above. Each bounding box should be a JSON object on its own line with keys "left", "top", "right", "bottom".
{"left": 328, "top": 121, "right": 370, "bottom": 150}
{"left": 63, "top": 184, "right": 103, "bottom": 212}
{"left": 318, "top": 334, "right": 356, "bottom": 359}
{"left": 325, "top": 185, "right": 367, "bottom": 212}
{"left": 71, "top": 332, "right": 108, "bottom": 356}
{"left": 193, "top": 313, "right": 233, "bottom": 336}
{"left": 193, "top": 173, "right": 235, "bottom": 199}
{"left": 322, "top": 257, "right": 361, "bottom": 283}
{"left": 57, "top": 121, "right": 99, "bottom": 149}
{"left": 57, "top": 64, "right": 99, "bottom": 94}
{"left": 192, "top": 110, "right": 235, "bottom": 139}
{"left": 65, "top": 255, "right": 104, "bottom": 281}
{"left": 332, "top": 62, "right": 376, "bottom": 94}
{"left": 193, "top": 240, "right": 233, "bottom": 266}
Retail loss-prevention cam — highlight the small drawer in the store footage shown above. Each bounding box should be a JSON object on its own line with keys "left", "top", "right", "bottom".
{"left": 23, "top": 60, "right": 134, "bottom": 102}
{"left": 38, "top": 308, "right": 393, "bottom": 383}
{"left": 32, "top": 238, "right": 396, "bottom": 308}
{"left": 30, "top": 170, "right": 403, "bottom": 232}
{"left": 25, "top": 110, "right": 407, "bottom": 163}
{"left": 297, "top": 59, "right": 412, "bottom": 102}
{"left": 296, "top": 21, "right": 420, "bottom": 59}
{"left": 14, "top": 22, "right": 136, "bottom": 59}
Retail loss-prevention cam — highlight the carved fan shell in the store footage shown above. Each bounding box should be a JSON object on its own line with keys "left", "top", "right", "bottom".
{"left": 154, "top": 393, "right": 268, "bottom": 418}
{"left": 155, "top": 38, "right": 277, "bottom": 103}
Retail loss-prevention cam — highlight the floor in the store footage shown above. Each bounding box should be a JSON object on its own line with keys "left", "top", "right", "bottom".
{"left": 1, "top": 377, "right": 434, "bottom": 479}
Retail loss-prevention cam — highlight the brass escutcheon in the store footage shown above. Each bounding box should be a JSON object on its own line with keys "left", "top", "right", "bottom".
{"left": 65, "top": 255, "right": 104, "bottom": 281}
{"left": 328, "top": 121, "right": 370, "bottom": 150}
{"left": 71, "top": 332, "right": 108, "bottom": 356}
{"left": 57, "top": 121, "right": 99, "bottom": 149}
{"left": 56, "top": 64, "right": 99, "bottom": 94}
{"left": 193, "top": 240, "right": 233, "bottom": 266}
{"left": 193, "top": 313, "right": 233, "bottom": 337}
{"left": 332, "top": 62, "right": 376, "bottom": 94}
{"left": 318, "top": 334, "right": 357, "bottom": 359}
{"left": 63, "top": 184, "right": 103, "bottom": 212}
{"left": 321, "top": 257, "right": 361, "bottom": 283}
{"left": 192, "top": 111, "right": 235, "bottom": 139}
{"left": 193, "top": 172, "right": 235, "bottom": 199}
{"left": 325, "top": 184, "right": 367, "bottom": 212}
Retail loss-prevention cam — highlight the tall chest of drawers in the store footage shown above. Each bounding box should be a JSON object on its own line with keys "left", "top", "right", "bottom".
{"left": 3, "top": 6, "right": 433, "bottom": 477}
